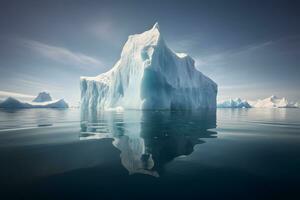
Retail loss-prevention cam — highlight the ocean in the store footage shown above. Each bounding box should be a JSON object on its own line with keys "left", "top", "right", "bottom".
{"left": 0, "top": 108, "right": 299, "bottom": 199}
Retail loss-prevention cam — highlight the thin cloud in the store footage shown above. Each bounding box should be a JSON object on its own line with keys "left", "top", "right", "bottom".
{"left": 194, "top": 35, "right": 300, "bottom": 71}
{"left": 12, "top": 73, "right": 64, "bottom": 92}
{"left": 219, "top": 83, "right": 261, "bottom": 90}
{"left": 87, "top": 21, "right": 123, "bottom": 47}
{"left": 1, "top": 74, "right": 65, "bottom": 101}
{"left": 22, "top": 39, "right": 102, "bottom": 70}
{"left": 170, "top": 37, "right": 199, "bottom": 50}
{"left": 170, "top": 36, "right": 275, "bottom": 70}
{"left": 0, "top": 90, "right": 35, "bottom": 100}
{"left": 195, "top": 41, "right": 274, "bottom": 68}
{"left": 18, "top": 79, "right": 63, "bottom": 92}
{"left": 89, "top": 21, "right": 115, "bottom": 40}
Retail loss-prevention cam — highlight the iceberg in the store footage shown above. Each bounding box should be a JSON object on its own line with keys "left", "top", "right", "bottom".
{"left": 0, "top": 92, "right": 68, "bottom": 109}
{"left": 29, "top": 99, "right": 69, "bottom": 108}
{"left": 0, "top": 97, "right": 32, "bottom": 109}
{"left": 217, "top": 98, "right": 251, "bottom": 108}
{"left": 249, "top": 95, "right": 298, "bottom": 108}
{"left": 80, "top": 23, "right": 217, "bottom": 112}
{"left": 217, "top": 96, "right": 299, "bottom": 109}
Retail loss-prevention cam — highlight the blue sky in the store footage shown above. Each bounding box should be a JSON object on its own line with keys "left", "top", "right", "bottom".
{"left": 0, "top": 0, "right": 299, "bottom": 105}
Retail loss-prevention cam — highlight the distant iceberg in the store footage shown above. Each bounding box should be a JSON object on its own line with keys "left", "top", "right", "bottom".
{"left": 0, "top": 92, "right": 68, "bottom": 109}
{"left": 32, "top": 91, "right": 52, "bottom": 102}
{"left": 249, "top": 95, "right": 298, "bottom": 108}
{"left": 217, "top": 98, "right": 251, "bottom": 108}
{"left": 217, "top": 96, "right": 299, "bottom": 109}
{"left": 80, "top": 23, "right": 217, "bottom": 112}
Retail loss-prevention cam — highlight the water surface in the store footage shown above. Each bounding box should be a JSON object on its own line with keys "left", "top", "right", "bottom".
{"left": 0, "top": 108, "right": 299, "bottom": 199}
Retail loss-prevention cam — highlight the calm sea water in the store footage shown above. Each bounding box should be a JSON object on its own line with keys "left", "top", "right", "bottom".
{"left": 0, "top": 108, "right": 299, "bottom": 199}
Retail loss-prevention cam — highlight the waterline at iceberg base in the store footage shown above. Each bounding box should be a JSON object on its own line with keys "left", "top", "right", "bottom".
{"left": 80, "top": 23, "right": 217, "bottom": 114}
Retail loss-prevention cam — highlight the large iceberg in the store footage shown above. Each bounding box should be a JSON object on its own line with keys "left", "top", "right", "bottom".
{"left": 217, "top": 98, "right": 251, "bottom": 108}
{"left": 0, "top": 92, "right": 68, "bottom": 109}
{"left": 249, "top": 95, "right": 298, "bottom": 108}
{"left": 80, "top": 23, "right": 217, "bottom": 111}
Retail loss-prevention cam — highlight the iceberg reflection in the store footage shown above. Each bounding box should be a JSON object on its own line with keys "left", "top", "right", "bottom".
{"left": 80, "top": 109, "right": 217, "bottom": 177}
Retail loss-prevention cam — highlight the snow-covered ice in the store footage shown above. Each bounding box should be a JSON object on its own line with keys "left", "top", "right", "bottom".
{"left": 80, "top": 23, "right": 217, "bottom": 112}
{"left": 249, "top": 95, "right": 298, "bottom": 108}
{"left": 217, "top": 98, "right": 251, "bottom": 108}
{"left": 217, "top": 96, "right": 299, "bottom": 108}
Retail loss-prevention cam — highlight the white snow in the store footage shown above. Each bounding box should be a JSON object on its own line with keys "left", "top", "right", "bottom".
{"left": 80, "top": 23, "right": 217, "bottom": 112}
{"left": 217, "top": 98, "right": 251, "bottom": 108}
{"left": 249, "top": 95, "right": 298, "bottom": 108}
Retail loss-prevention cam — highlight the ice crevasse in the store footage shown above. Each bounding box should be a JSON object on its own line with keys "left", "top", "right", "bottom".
{"left": 80, "top": 23, "right": 217, "bottom": 111}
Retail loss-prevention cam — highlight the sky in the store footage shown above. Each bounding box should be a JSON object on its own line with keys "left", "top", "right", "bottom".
{"left": 0, "top": 0, "right": 299, "bottom": 105}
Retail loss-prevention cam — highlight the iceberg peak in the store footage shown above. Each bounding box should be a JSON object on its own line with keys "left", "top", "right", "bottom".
{"left": 152, "top": 22, "right": 159, "bottom": 31}
{"left": 33, "top": 91, "right": 52, "bottom": 102}
{"left": 269, "top": 95, "right": 278, "bottom": 100}
{"left": 120, "top": 23, "right": 162, "bottom": 60}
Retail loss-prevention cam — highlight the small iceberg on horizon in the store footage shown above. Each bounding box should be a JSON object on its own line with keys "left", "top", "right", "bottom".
{"left": 0, "top": 91, "right": 69, "bottom": 109}
{"left": 217, "top": 98, "right": 251, "bottom": 108}
{"left": 249, "top": 95, "right": 298, "bottom": 108}
{"left": 217, "top": 96, "right": 299, "bottom": 109}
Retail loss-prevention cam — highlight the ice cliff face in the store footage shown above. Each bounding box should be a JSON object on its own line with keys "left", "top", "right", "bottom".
{"left": 217, "top": 98, "right": 251, "bottom": 108}
{"left": 80, "top": 23, "right": 217, "bottom": 111}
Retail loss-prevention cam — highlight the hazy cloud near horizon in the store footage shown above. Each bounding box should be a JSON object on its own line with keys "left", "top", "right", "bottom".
{"left": 22, "top": 39, "right": 103, "bottom": 70}
{"left": 0, "top": 90, "right": 35, "bottom": 101}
